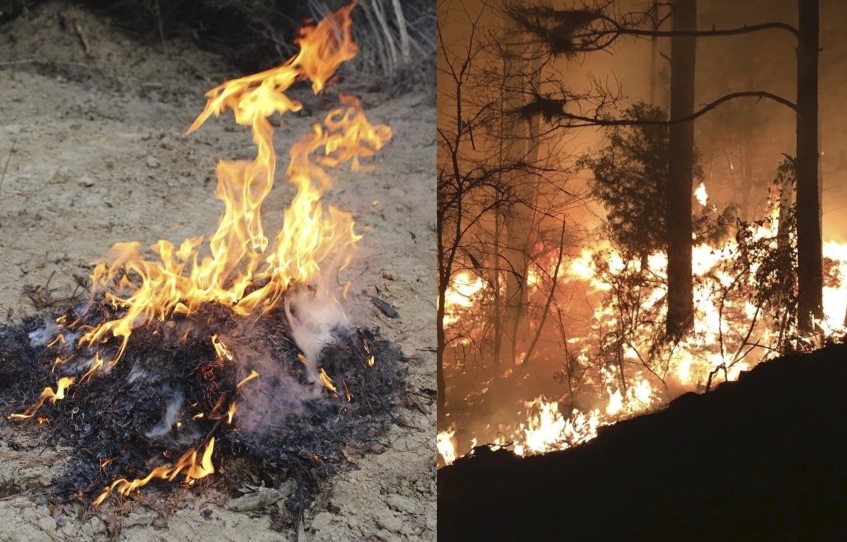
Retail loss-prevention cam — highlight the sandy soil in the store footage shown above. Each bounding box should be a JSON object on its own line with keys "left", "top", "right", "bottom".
{"left": 0, "top": 3, "right": 435, "bottom": 541}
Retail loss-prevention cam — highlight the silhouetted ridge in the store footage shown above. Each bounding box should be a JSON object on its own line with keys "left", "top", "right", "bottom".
{"left": 439, "top": 342, "right": 847, "bottom": 541}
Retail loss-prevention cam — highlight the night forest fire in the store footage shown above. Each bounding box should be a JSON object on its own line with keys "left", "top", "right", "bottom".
{"left": 1, "top": 2, "right": 405, "bottom": 514}
{"left": 439, "top": 189, "right": 847, "bottom": 463}
{"left": 438, "top": 0, "right": 847, "bottom": 537}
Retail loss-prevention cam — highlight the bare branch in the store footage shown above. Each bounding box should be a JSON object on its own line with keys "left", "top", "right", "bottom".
{"left": 513, "top": 90, "right": 795, "bottom": 132}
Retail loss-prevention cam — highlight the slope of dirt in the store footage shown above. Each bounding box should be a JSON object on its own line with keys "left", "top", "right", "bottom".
{"left": 439, "top": 342, "right": 847, "bottom": 541}
{"left": 0, "top": 3, "right": 435, "bottom": 541}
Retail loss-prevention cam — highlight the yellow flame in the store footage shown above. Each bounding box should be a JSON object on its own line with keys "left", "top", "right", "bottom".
{"left": 227, "top": 403, "right": 236, "bottom": 425}
{"left": 443, "top": 271, "right": 486, "bottom": 327}
{"left": 694, "top": 182, "right": 708, "bottom": 206}
{"left": 77, "top": 2, "right": 390, "bottom": 371}
{"left": 444, "top": 192, "right": 847, "bottom": 461}
{"left": 211, "top": 334, "right": 234, "bottom": 361}
{"left": 319, "top": 368, "right": 337, "bottom": 393}
{"left": 9, "top": 377, "right": 75, "bottom": 420}
{"left": 363, "top": 338, "right": 375, "bottom": 366}
{"left": 236, "top": 369, "right": 260, "bottom": 390}
{"left": 437, "top": 428, "right": 457, "bottom": 465}
{"left": 93, "top": 438, "right": 216, "bottom": 506}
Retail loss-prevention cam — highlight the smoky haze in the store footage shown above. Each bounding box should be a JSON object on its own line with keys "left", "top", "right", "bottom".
{"left": 437, "top": 0, "right": 847, "bottom": 459}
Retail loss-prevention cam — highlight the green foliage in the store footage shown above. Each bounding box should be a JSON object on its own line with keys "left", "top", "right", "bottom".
{"left": 728, "top": 156, "right": 798, "bottom": 344}
{"left": 580, "top": 102, "right": 704, "bottom": 260}
{"left": 0, "top": 0, "right": 33, "bottom": 20}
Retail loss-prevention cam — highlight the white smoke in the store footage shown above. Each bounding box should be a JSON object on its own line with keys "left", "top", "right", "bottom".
{"left": 217, "top": 322, "right": 324, "bottom": 435}
{"left": 145, "top": 389, "right": 184, "bottom": 437}
{"left": 28, "top": 318, "right": 61, "bottom": 347}
{"left": 284, "top": 287, "right": 349, "bottom": 381}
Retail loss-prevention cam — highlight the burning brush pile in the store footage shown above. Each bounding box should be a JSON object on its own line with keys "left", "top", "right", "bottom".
{"left": 0, "top": 3, "right": 405, "bottom": 520}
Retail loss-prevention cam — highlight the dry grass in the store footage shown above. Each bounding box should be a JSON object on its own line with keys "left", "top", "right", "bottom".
{"left": 2, "top": 0, "right": 434, "bottom": 95}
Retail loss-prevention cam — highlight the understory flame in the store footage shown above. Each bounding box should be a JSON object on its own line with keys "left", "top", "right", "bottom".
{"left": 440, "top": 183, "right": 847, "bottom": 465}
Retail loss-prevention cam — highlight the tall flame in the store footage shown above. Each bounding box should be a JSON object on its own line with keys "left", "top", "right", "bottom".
{"left": 14, "top": 3, "right": 392, "bottom": 504}
{"left": 78, "top": 2, "right": 391, "bottom": 369}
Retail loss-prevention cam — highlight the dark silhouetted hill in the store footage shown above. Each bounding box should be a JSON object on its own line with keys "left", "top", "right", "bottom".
{"left": 438, "top": 342, "right": 847, "bottom": 541}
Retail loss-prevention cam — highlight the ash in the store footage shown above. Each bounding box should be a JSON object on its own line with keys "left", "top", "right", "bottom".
{"left": 0, "top": 297, "right": 406, "bottom": 523}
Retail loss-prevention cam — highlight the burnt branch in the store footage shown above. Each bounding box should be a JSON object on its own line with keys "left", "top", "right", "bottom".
{"left": 511, "top": 90, "right": 795, "bottom": 132}
{"left": 504, "top": 1, "right": 798, "bottom": 60}
{"left": 592, "top": 18, "right": 800, "bottom": 41}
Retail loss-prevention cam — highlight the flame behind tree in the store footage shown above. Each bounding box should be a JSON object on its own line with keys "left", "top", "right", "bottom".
{"left": 580, "top": 102, "right": 709, "bottom": 269}
{"left": 77, "top": 3, "right": 392, "bottom": 376}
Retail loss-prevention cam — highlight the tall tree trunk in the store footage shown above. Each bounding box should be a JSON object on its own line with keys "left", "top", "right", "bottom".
{"left": 666, "top": 0, "right": 696, "bottom": 336}
{"left": 437, "top": 218, "right": 447, "bottom": 428}
{"left": 437, "top": 285, "right": 447, "bottom": 427}
{"left": 500, "top": 20, "right": 538, "bottom": 366}
{"left": 492, "top": 190, "right": 503, "bottom": 374}
{"left": 796, "top": 0, "right": 822, "bottom": 333}
{"left": 742, "top": 136, "right": 754, "bottom": 221}
{"left": 649, "top": 1, "right": 659, "bottom": 105}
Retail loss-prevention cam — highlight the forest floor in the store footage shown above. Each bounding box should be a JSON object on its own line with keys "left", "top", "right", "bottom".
{"left": 0, "top": 3, "right": 435, "bottom": 541}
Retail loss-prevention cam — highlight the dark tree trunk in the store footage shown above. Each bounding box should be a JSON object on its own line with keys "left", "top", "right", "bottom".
{"left": 501, "top": 20, "right": 538, "bottom": 366}
{"left": 437, "top": 295, "right": 446, "bottom": 427}
{"left": 437, "top": 219, "right": 448, "bottom": 428}
{"left": 742, "top": 136, "right": 754, "bottom": 221}
{"left": 492, "top": 196, "right": 503, "bottom": 374}
{"left": 666, "top": 0, "right": 696, "bottom": 336}
{"left": 795, "top": 0, "right": 822, "bottom": 333}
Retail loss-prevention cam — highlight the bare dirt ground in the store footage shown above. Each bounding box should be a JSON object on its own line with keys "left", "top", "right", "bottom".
{"left": 0, "top": 3, "right": 436, "bottom": 541}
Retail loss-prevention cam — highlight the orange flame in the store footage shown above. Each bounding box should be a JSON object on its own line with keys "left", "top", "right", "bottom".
{"left": 93, "top": 437, "right": 216, "bottom": 505}
{"left": 23, "top": 3, "right": 388, "bottom": 505}
{"left": 442, "top": 181, "right": 847, "bottom": 462}
{"left": 77, "top": 2, "right": 390, "bottom": 371}
{"left": 9, "top": 377, "right": 75, "bottom": 420}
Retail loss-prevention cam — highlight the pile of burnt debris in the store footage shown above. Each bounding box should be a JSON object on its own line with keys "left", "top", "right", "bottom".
{"left": 0, "top": 296, "right": 405, "bottom": 528}
{"left": 439, "top": 341, "right": 847, "bottom": 542}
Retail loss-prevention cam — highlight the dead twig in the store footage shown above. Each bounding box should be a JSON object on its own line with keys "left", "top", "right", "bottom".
{"left": 73, "top": 22, "right": 91, "bottom": 57}
{"left": 0, "top": 139, "right": 15, "bottom": 203}
{"left": 30, "top": 520, "right": 66, "bottom": 542}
